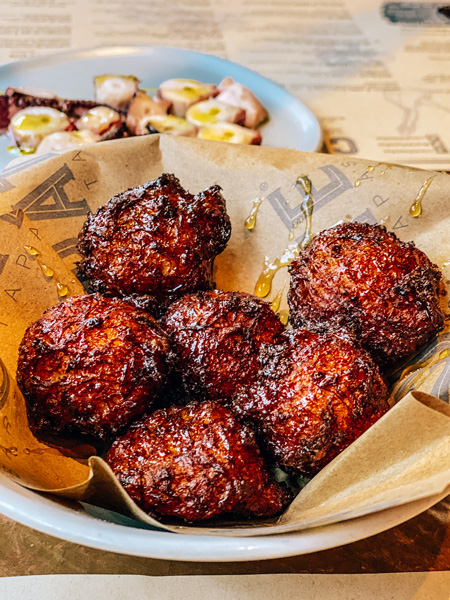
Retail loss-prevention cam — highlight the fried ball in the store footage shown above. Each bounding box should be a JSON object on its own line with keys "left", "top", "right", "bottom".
{"left": 106, "top": 400, "right": 292, "bottom": 522}
{"left": 288, "top": 222, "right": 444, "bottom": 368}
{"left": 163, "top": 290, "right": 285, "bottom": 403}
{"left": 232, "top": 329, "right": 389, "bottom": 477}
{"left": 78, "top": 173, "right": 231, "bottom": 315}
{"left": 17, "top": 294, "right": 172, "bottom": 442}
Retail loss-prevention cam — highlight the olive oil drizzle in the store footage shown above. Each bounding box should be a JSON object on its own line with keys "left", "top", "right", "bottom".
{"left": 6, "top": 145, "right": 36, "bottom": 156}
{"left": 409, "top": 176, "right": 435, "bottom": 218}
{"left": 244, "top": 197, "right": 264, "bottom": 230}
{"left": 254, "top": 175, "right": 314, "bottom": 298}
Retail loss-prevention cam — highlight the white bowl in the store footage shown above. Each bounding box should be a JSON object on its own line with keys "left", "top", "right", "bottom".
{"left": 0, "top": 471, "right": 446, "bottom": 561}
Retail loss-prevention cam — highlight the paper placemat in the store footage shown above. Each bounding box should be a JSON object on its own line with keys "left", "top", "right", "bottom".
{"left": 1, "top": 573, "right": 450, "bottom": 600}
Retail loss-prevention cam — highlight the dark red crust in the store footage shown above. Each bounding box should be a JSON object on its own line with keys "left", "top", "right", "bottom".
{"left": 77, "top": 173, "right": 231, "bottom": 315}
{"left": 106, "top": 400, "right": 292, "bottom": 522}
{"left": 288, "top": 222, "right": 444, "bottom": 368}
{"left": 163, "top": 290, "right": 285, "bottom": 403}
{"left": 16, "top": 294, "right": 172, "bottom": 442}
{"left": 232, "top": 328, "right": 390, "bottom": 477}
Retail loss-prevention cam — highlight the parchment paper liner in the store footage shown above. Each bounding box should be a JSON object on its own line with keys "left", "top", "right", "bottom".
{"left": 1, "top": 134, "right": 450, "bottom": 537}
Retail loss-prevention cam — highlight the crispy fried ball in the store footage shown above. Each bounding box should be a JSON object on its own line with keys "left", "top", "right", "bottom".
{"left": 17, "top": 294, "right": 172, "bottom": 442}
{"left": 163, "top": 290, "right": 285, "bottom": 403}
{"left": 106, "top": 400, "right": 292, "bottom": 522}
{"left": 232, "top": 329, "right": 389, "bottom": 477}
{"left": 78, "top": 173, "right": 231, "bottom": 315}
{"left": 288, "top": 222, "right": 444, "bottom": 368}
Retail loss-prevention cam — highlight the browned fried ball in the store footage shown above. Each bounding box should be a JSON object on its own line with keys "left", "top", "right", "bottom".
{"left": 106, "top": 400, "right": 292, "bottom": 522}
{"left": 17, "top": 294, "right": 172, "bottom": 442}
{"left": 163, "top": 290, "right": 285, "bottom": 403}
{"left": 288, "top": 222, "right": 444, "bottom": 368}
{"left": 77, "top": 173, "right": 231, "bottom": 315}
{"left": 232, "top": 329, "right": 389, "bottom": 477}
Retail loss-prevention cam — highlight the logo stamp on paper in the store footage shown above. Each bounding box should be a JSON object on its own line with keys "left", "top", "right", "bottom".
{"left": 267, "top": 164, "right": 353, "bottom": 232}
{"left": 0, "top": 208, "right": 25, "bottom": 229}
{"left": 52, "top": 238, "right": 81, "bottom": 260}
{"left": 12, "top": 164, "right": 91, "bottom": 221}
{"left": 0, "top": 254, "right": 9, "bottom": 277}
{"left": 0, "top": 358, "right": 10, "bottom": 411}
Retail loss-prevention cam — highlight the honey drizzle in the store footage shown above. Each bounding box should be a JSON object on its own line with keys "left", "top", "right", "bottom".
{"left": 270, "top": 277, "right": 290, "bottom": 324}
{"left": 254, "top": 248, "right": 297, "bottom": 298}
{"left": 254, "top": 175, "right": 314, "bottom": 298}
{"left": 56, "top": 282, "right": 68, "bottom": 297}
{"left": 399, "top": 347, "right": 450, "bottom": 390}
{"left": 297, "top": 176, "right": 314, "bottom": 249}
{"left": 353, "top": 163, "right": 391, "bottom": 187}
{"left": 400, "top": 362, "right": 426, "bottom": 379}
{"left": 409, "top": 176, "right": 435, "bottom": 218}
{"left": 279, "top": 310, "right": 289, "bottom": 325}
{"left": 40, "top": 264, "right": 54, "bottom": 278}
{"left": 270, "top": 288, "right": 283, "bottom": 313}
{"left": 354, "top": 164, "right": 374, "bottom": 188}
{"left": 24, "top": 245, "right": 39, "bottom": 256}
{"left": 244, "top": 197, "right": 264, "bottom": 230}
{"left": 24, "top": 244, "right": 69, "bottom": 297}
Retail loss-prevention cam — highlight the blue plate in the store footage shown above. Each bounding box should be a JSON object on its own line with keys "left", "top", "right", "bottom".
{"left": 0, "top": 45, "right": 322, "bottom": 171}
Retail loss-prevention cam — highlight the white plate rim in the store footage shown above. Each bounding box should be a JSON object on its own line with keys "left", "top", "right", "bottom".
{"left": 0, "top": 44, "right": 322, "bottom": 158}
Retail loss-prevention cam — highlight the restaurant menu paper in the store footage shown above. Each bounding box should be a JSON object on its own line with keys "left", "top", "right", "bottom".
{"left": 1, "top": 0, "right": 450, "bottom": 170}
{"left": 1, "top": 573, "right": 450, "bottom": 600}
{"left": 0, "top": 134, "right": 450, "bottom": 536}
